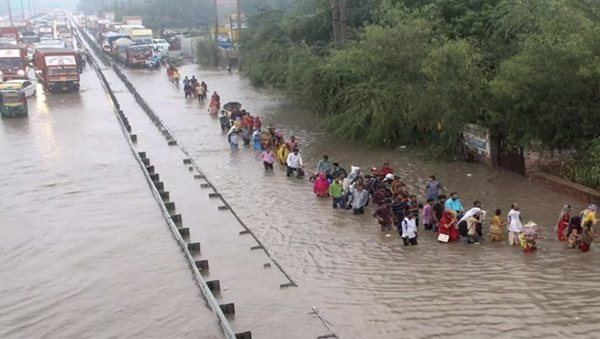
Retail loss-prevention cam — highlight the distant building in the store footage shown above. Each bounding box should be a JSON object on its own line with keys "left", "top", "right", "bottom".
{"left": 225, "top": 13, "right": 246, "bottom": 41}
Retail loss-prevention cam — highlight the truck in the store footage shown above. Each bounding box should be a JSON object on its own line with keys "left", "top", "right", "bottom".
{"left": 112, "top": 38, "right": 134, "bottom": 63}
{"left": 125, "top": 45, "right": 152, "bottom": 67}
{"left": 53, "top": 21, "right": 70, "bottom": 40}
{"left": 123, "top": 16, "right": 143, "bottom": 26}
{"left": 130, "top": 29, "right": 153, "bottom": 45}
{"left": 0, "top": 45, "right": 28, "bottom": 80}
{"left": 101, "top": 32, "right": 129, "bottom": 53}
{"left": 34, "top": 48, "right": 80, "bottom": 92}
{"left": 0, "top": 27, "right": 19, "bottom": 44}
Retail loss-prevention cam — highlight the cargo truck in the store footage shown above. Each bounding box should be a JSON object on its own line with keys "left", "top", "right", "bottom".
{"left": 125, "top": 44, "right": 152, "bottom": 67}
{"left": 130, "top": 29, "right": 153, "bottom": 45}
{"left": 0, "top": 27, "right": 20, "bottom": 44}
{"left": 34, "top": 48, "right": 80, "bottom": 92}
{"left": 123, "top": 16, "right": 143, "bottom": 26}
{"left": 0, "top": 44, "right": 28, "bottom": 80}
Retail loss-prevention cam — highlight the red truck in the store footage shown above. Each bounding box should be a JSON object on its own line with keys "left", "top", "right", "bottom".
{"left": 0, "top": 27, "right": 20, "bottom": 44}
{"left": 125, "top": 44, "right": 152, "bottom": 67}
{"left": 34, "top": 48, "right": 80, "bottom": 92}
{"left": 0, "top": 44, "right": 28, "bottom": 80}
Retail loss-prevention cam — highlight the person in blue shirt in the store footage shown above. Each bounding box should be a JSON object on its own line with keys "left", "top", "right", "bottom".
{"left": 444, "top": 192, "right": 465, "bottom": 216}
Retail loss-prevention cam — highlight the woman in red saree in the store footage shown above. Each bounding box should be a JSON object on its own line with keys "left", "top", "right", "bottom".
{"left": 556, "top": 204, "right": 571, "bottom": 241}
{"left": 439, "top": 210, "right": 460, "bottom": 242}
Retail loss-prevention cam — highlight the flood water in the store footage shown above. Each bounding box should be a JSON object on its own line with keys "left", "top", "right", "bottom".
{"left": 122, "top": 63, "right": 600, "bottom": 338}
{"left": 0, "top": 69, "right": 223, "bottom": 338}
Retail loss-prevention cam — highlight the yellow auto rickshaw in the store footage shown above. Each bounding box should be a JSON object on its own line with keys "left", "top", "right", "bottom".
{"left": 0, "top": 83, "right": 28, "bottom": 118}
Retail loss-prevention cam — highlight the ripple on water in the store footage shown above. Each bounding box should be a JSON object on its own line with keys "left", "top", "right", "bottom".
{"left": 125, "top": 64, "right": 600, "bottom": 339}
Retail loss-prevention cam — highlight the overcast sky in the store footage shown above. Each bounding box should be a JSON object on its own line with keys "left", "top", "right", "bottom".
{"left": 1, "top": 0, "right": 78, "bottom": 17}
{"left": 35, "top": 0, "right": 78, "bottom": 9}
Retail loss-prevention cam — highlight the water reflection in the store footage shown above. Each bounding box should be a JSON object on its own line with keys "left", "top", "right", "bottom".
{"left": 0, "top": 68, "right": 223, "bottom": 339}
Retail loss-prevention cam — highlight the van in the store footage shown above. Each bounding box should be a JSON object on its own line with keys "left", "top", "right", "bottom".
{"left": 151, "top": 38, "right": 170, "bottom": 52}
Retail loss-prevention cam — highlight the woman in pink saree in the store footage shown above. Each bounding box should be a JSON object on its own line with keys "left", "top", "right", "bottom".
{"left": 313, "top": 173, "right": 330, "bottom": 197}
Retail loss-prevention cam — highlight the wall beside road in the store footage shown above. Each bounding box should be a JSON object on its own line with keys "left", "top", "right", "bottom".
{"left": 530, "top": 171, "right": 600, "bottom": 204}
{"left": 524, "top": 144, "right": 576, "bottom": 175}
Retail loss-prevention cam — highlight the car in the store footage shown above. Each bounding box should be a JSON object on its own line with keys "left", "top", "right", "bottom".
{"left": 3, "top": 80, "right": 36, "bottom": 97}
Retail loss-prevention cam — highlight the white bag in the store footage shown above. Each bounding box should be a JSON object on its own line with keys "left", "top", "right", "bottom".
{"left": 438, "top": 233, "right": 449, "bottom": 243}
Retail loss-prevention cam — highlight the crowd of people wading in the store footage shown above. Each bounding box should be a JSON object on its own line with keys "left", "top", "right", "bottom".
{"left": 170, "top": 74, "right": 598, "bottom": 254}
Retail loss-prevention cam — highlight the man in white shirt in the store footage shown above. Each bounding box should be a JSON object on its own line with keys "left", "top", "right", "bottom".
{"left": 401, "top": 211, "right": 418, "bottom": 246}
{"left": 226, "top": 126, "right": 239, "bottom": 149}
{"left": 507, "top": 203, "right": 523, "bottom": 246}
{"left": 349, "top": 182, "right": 369, "bottom": 215}
{"left": 286, "top": 149, "right": 303, "bottom": 178}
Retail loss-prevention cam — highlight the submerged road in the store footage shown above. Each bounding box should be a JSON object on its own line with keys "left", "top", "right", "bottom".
{"left": 0, "top": 68, "right": 223, "bottom": 338}
{"left": 2, "top": 22, "right": 600, "bottom": 338}
{"left": 120, "top": 63, "right": 600, "bottom": 338}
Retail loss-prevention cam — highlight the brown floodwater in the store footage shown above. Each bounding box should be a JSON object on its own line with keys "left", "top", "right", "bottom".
{"left": 0, "top": 68, "right": 223, "bottom": 338}
{"left": 120, "top": 63, "right": 600, "bottom": 339}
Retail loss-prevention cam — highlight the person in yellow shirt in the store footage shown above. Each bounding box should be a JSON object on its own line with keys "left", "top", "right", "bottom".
{"left": 579, "top": 204, "right": 597, "bottom": 252}
{"left": 489, "top": 208, "right": 506, "bottom": 241}
{"left": 581, "top": 204, "right": 597, "bottom": 227}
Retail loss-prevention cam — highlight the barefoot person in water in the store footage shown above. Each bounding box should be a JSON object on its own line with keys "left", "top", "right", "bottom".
{"left": 507, "top": 203, "right": 523, "bottom": 246}
{"left": 489, "top": 209, "right": 506, "bottom": 242}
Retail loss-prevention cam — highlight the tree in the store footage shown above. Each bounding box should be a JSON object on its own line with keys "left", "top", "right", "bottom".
{"left": 491, "top": 2, "right": 600, "bottom": 147}
{"left": 420, "top": 39, "right": 488, "bottom": 149}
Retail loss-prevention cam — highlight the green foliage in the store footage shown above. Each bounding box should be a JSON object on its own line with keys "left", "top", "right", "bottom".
{"left": 240, "top": 0, "right": 600, "bottom": 159}
{"left": 545, "top": 138, "right": 600, "bottom": 190}
{"left": 491, "top": 2, "right": 600, "bottom": 147}
{"left": 241, "top": 0, "right": 295, "bottom": 15}
{"left": 574, "top": 139, "right": 600, "bottom": 190}
{"left": 420, "top": 39, "right": 488, "bottom": 149}
{"left": 324, "top": 20, "right": 432, "bottom": 146}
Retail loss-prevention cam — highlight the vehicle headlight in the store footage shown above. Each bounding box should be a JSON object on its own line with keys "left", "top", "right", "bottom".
{"left": 17, "top": 70, "right": 25, "bottom": 76}
{"left": 0, "top": 71, "right": 4, "bottom": 75}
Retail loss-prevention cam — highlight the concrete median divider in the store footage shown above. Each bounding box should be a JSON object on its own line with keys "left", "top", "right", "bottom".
{"left": 72, "top": 20, "right": 244, "bottom": 339}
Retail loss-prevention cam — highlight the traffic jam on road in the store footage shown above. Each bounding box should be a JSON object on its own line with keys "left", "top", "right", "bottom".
{"left": 0, "top": 10, "right": 181, "bottom": 119}
{"left": 0, "top": 12, "right": 82, "bottom": 118}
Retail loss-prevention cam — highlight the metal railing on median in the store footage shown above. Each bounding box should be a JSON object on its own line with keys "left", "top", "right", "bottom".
{"left": 70, "top": 17, "right": 239, "bottom": 339}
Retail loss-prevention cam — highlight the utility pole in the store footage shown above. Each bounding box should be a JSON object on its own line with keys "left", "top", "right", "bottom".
{"left": 28, "top": 0, "right": 31, "bottom": 18}
{"left": 330, "top": 0, "right": 347, "bottom": 43}
{"left": 7, "top": 0, "right": 14, "bottom": 26}
{"left": 235, "top": 0, "right": 241, "bottom": 42}
{"left": 213, "top": 0, "right": 219, "bottom": 66}
{"left": 338, "top": 0, "right": 347, "bottom": 41}
{"left": 20, "top": 0, "right": 24, "bottom": 20}
{"left": 228, "top": 13, "right": 233, "bottom": 40}
{"left": 330, "top": 0, "right": 339, "bottom": 43}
